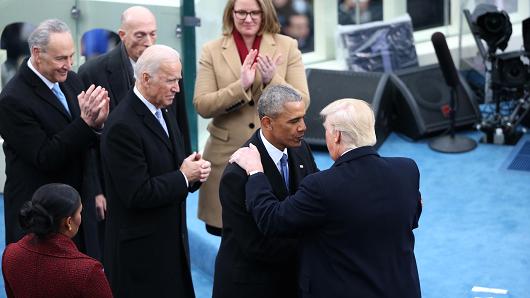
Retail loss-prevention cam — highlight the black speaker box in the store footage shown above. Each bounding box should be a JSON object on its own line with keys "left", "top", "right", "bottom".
{"left": 305, "top": 69, "right": 393, "bottom": 149}
{"left": 390, "top": 64, "right": 481, "bottom": 140}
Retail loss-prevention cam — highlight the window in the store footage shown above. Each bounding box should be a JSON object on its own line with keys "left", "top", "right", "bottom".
{"left": 338, "top": 0, "right": 383, "bottom": 25}
{"left": 274, "top": 0, "right": 315, "bottom": 53}
{"left": 407, "top": 0, "right": 449, "bottom": 31}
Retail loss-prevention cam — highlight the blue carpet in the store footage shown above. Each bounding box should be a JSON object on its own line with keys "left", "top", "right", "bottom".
{"left": 2, "top": 131, "right": 530, "bottom": 297}
{"left": 507, "top": 139, "right": 530, "bottom": 172}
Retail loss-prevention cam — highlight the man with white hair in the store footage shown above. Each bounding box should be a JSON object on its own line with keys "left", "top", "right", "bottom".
{"left": 230, "top": 98, "right": 422, "bottom": 298}
{"left": 101, "top": 44, "right": 210, "bottom": 297}
{"left": 78, "top": 5, "right": 192, "bottom": 225}
{"left": 0, "top": 19, "right": 109, "bottom": 255}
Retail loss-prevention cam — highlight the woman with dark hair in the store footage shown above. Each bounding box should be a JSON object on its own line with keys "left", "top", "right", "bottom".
{"left": 2, "top": 183, "right": 112, "bottom": 298}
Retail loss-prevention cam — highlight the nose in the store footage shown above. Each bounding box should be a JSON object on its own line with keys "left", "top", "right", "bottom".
{"left": 298, "top": 118, "right": 306, "bottom": 132}
{"left": 66, "top": 56, "right": 73, "bottom": 70}
{"left": 171, "top": 82, "right": 180, "bottom": 93}
{"left": 145, "top": 35, "right": 155, "bottom": 46}
{"left": 244, "top": 14, "right": 253, "bottom": 22}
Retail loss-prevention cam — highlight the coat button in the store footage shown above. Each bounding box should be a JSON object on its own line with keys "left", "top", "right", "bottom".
{"left": 249, "top": 123, "right": 255, "bottom": 129}
{"left": 249, "top": 100, "right": 254, "bottom": 106}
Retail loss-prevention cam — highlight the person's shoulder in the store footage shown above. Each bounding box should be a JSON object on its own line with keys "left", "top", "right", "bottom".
{"left": 64, "top": 71, "right": 84, "bottom": 91}
{"left": 383, "top": 156, "right": 419, "bottom": 172}
{"left": 202, "top": 36, "right": 226, "bottom": 49}
{"left": 79, "top": 48, "right": 115, "bottom": 73}
{"left": 270, "top": 33, "right": 296, "bottom": 45}
{"left": 0, "top": 71, "right": 33, "bottom": 105}
{"left": 105, "top": 93, "right": 134, "bottom": 122}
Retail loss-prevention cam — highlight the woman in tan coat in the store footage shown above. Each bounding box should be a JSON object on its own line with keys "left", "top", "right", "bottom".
{"left": 194, "top": 0, "right": 309, "bottom": 235}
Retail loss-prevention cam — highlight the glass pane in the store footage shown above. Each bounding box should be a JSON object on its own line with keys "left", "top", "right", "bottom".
{"left": 407, "top": 0, "right": 450, "bottom": 31}
{"left": 274, "top": 0, "right": 315, "bottom": 53}
{"left": 338, "top": 0, "right": 383, "bottom": 25}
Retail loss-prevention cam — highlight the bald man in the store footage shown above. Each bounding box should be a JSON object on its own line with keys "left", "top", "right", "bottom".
{"left": 78, "top": 6, "right": 192, "bottom": 243}
{"left": 101, "top": 45, "right": 210, "bottom": 297}
{"left": 79, "top": 4, "right": 191, "bottom": 149}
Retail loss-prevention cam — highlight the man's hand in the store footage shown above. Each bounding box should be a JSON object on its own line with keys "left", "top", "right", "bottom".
{"left": 257, "top": 53, "right": 282, "bottom": 85}
{"left": 229, "top": 143, "right": 263, "bottom": 174}
{"left": 78, "top": 84, "right": 110, "bottom": 129}
{"left": 180, "top": 152, "right": 212, "bottom": 183}
{"left": 95, "top": 194, "right": 107, "bottom": 221}
{"left": 240, "top": 49, "right": 258, "bottom": 91}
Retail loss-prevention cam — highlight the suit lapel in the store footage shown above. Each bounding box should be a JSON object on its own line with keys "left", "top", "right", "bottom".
{"left": 130, "top": 92, "right": 173, "bottom": 152}
{"left": 286, "top": 147, "right": 310, "bottom": 194}
{"left": 107, "top": 44, "right": 134, "bottom": 107}
{"left": 20, "top": 61, "right": 72, "bottom": 121}
{"left": 221, "top": 36, "right": 242, "bottom": 80}
{"left": 59, "top": 79, "right": 79, "bottom": 120}
{"left": 163, "top": 108, "right": 186, "bottom": 167}
{"left": 255, "top": 131, "right": 289, "bottom": 199}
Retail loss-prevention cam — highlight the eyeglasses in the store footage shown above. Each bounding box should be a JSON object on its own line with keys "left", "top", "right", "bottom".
{"left": 233, "top": 10, "right": 262, "bottom": 20}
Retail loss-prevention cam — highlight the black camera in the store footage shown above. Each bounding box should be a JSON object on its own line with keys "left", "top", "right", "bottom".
{"left": 471, "top": 4, "right": 512, "bottom": 53}
{"left": 492, "top": 52, "right": 530, "bottom": 91}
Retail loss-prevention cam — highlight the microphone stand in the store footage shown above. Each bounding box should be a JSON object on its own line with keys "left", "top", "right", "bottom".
{"left": 429, "top": 86, "right": 478, "bottom": 153}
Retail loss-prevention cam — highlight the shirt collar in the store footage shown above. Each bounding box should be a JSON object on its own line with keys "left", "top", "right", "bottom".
{"left": 341, "top": 148, "right": 354, "bottom": 156}
{"left": 260, "top": 129, "right": 288, "bottom": 167}
{"left": 27, "top": 58, "right": 55, "bottom": 90}
{"left": 134, "top": 86, "right": 159, "bottom": 116}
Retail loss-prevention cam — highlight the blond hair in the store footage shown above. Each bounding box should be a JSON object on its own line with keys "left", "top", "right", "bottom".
{"left": 320, "top": 98, "right": 377, "bottom": 148}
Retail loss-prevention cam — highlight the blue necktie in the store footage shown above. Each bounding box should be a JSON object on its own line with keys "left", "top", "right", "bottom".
{"left": 51, "top": 83, "right": 70, "bottom": 116}
{"left": 155, "top": 109, "right": 169, "bottom": 137}
{"left": 280, "top": 153, "right": 289, "bottom": 191}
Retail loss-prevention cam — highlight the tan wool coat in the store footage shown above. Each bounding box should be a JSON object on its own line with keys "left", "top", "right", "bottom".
{"left": 194, "top": 32, "right": 309, "bottom": 228}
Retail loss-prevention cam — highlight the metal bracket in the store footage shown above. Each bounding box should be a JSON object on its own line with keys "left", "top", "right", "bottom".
{"left": 176, "top": 17, "right": 201, "bottom": 39}
{"left": 71, "top": 5, "right": 81, "bottom": 20}
{"left": 183, "top": 16, "right": 201, "bottom": 27}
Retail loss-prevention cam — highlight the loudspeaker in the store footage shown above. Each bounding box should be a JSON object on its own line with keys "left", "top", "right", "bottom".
{"left": 305, "top": 69, "right": 393, "bottom": 149}
{"left": 390, "top": 64, "right": 481, "bottom": 140}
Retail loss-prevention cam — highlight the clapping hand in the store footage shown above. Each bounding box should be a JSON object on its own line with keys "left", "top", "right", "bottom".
{"left": 257, "top": 53, "right": 282, "bottom": 85}
{"left": 240, "top": 49, "right": 258, "bottom": 91}
{"left": 78, "top": 84, "right": 110, "bottom": 129}
{"left": 180, "top": 152, "right": 212, "bottom": 183}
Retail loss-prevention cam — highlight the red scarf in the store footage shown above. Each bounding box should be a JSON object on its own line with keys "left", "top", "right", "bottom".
{"left": 233, "top": 30, "right": 262, "bottom": 65}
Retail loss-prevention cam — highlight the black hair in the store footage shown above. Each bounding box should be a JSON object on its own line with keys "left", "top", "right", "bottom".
{"left": 19, "top": 183, "right": 81, "bottom": 238}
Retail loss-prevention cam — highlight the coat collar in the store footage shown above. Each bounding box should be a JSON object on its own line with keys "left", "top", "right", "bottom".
{"left": 20, "top": 58, "right": 74, "bottom": 121}
{"left": 251, "top": 129, "right": 309, "bottom": 198}
{"left": 106, "top": 43, "right": 134, "bottom": 105}
{"left": 332, "top": 146, "right": 379, "bottom": 168}
{"left": 129, "top": 89, "right": 173, "bottom": 152}
{"left": 221, "top": 33, "right": 278, "bottom": 81}
{"left": 17, "top": 233, "right": 91, "bottom": 260}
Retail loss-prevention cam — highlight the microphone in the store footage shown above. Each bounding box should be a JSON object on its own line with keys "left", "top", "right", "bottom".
{"left": 431, "top": 32, "right": 460, "bottom": 88}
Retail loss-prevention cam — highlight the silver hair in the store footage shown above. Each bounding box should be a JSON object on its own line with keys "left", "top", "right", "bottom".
{"left": 320, "top": 98, "right": 377, "bottom": 148}
{"left": 258, "top": 85, "right": 302, "bottom": 119}
{"left": 134, "top": 44, "right": 180, "bottom": 79}
{"left": 28, "top": 19, "right": 70, "bottom": 52}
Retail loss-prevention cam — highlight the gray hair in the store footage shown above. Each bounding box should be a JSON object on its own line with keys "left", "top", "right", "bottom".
{"left": 134, "top": 44, "right": 180, "bottom": 79}
{"left": 28, "top": 19, "right": 70, "bottom": 52}
{"left": 320, "top": 98, "right": 377, "bottom": 148}
{"left": 258, "top": 85, "right": 302, "bottom": 119}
